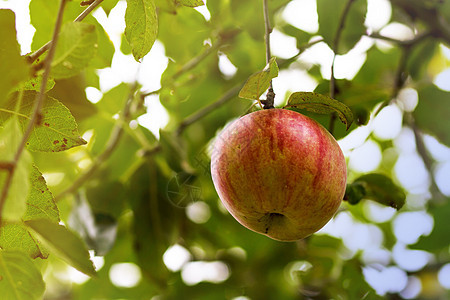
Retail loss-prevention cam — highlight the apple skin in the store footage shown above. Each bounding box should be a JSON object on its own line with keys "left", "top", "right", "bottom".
{"left": 210, "top": 108, "right": 347, "bottom": 241}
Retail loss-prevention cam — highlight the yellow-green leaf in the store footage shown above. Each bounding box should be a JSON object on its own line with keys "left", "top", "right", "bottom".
{"left": 25, "top": 219, "right": 96, "bottom": 277}
{"left": 0, "top": 10, "right": 30, "bottom": 107}
{"left": 51, "top": 22, "right": 97, "bottom": 79}
{"left": 0, "top": 250, "right": 45, "bottom": 300}
{"left": 13, "top": 76, "right": 55, "bottom": 93}
{"left": 286, "top": 92, "right": 353, "bottom": 129}
{"left": 0, "top": 91, "right": 87, "bottom": 152}
{"left": 0, "top": 224, "right": 49, "bottom": 259}
{"left": 0, "top": 166, "right": 60, "bottom": 259}
{"left": 177, "top": 0, "right": 204, "bottom": 7}
{"left": 0, "top": 117, "right": 32, "bottom": 221}
{"left": 125, "top": 0, "right": 158, "bottom": 61}
{"left": 24, "top": 165, "right": 60, "bottom": 222}
{"left": 239, "top": 57, "right": 278, "bottom": 100}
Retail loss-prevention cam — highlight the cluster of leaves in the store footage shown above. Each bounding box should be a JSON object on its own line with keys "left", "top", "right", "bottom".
{"left": 0, "top": 0, "right": 449, "bottom": 299}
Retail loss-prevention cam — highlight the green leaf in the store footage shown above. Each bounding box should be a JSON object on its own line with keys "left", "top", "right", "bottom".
{"left": 0, "top": 91, "right": 87, "bottom": 152}
{"left": 0, "top": 9, "right": 30, "bottom": 107}
{"left": 0, "top": 118, "right": 32, "bottom": 221}
{"left": 159, "top": 130, "right": 193, "bottom": 173}
{"left": 317, "top": 0, "right": 367, "bottom": 54}
{"left": 24, "top": 165, "right": 60, "bottom": 222}
{"left": 344, "top": 173, "right": 406, "bottom": 210}
{"left": 25, "top": 219, "right": 96, "bottom": 277}
{"left": 48, "top": 74, "right": 98, "bottom": 122}
{"left": 177, "top": 0, "right": 204, "bottom": 7}
{"left": 69, "top": 192, "right": 118, "bottom": 256}
{"left": 285, "top": 92, "right": 354, "bottom": 129}
{"left": 0, "top": 166, "right": 59, "bottom": 259}
{"left": 413, "top": 200, "right": 450, "bottom": 251}
{"left": 84, "top": 15, "right": 115, "bottom": 69}
{"left": 96, "top": 82, "right": 130, "bottom": 116}
{"left": 0, "top": 224, "right": 48, "bottom": 259}
{"left": 0, "top": 250, "right": 45, "bottom": 300}
{"left": 125, "top": 0, "right": 158, "bottom": 61}
{"left": 29, "top": 0, "right": 84, "bottom": 51}
{"left": 13, "top": 76, "right": 55, "bottom": 93}
{"left": 414, "top": 85, "right": 450, "bottom": 147}
{"left": 238, "top": 57, "right": 278, "bottom": 100}
{"left": 51, "top": 22, "right": 97, "bottom": 79}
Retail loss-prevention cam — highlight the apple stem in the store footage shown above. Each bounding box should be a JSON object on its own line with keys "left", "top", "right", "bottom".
{"left": 261, "top": 88, "right": 275, "bottom": 109}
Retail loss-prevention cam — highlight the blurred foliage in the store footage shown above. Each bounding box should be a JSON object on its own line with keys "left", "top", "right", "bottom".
{"left": 1, "top": 0, "right": 450, "bottom": 299}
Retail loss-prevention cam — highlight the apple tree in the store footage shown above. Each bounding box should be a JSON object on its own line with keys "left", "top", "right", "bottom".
{"left": 0, "top": 0, "right": 449, "bottom": 299}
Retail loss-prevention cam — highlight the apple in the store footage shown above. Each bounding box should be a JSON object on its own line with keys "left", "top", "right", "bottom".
{"left": 210, "top": 108, "right": 347, "bottom": 241}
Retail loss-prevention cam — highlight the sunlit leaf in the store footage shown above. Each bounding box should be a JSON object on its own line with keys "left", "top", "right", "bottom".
{"left": 0, "top": 117, "right": 32, "bottom": 221}
{"left": 0, "top": 91, "right": 87, "bottom": 152}
{"left": 24, "top": 165, "right": 60, "bottom": 222}
{"left": 125, "top": 0, "right": 158, "bottom": 61}
{"left": 344, "top": 173, "right": 406, "bottom": 210}
{"left": 0, "top": 250, "right": 45, "bottom": 300}
{"left": 84, "top": 15, "right": 115, "bottom": 69}
{"left": 13, "top": 76, "right": 55, "bottom": 93}
{"left": 0, "top": 166, "right": 59, "bottom": 259}
{"left": 0, "top": 224, "right": 48, "bottom": 259}
{"left": 29, "top": 0, "right": 84, "bottom": 50}
{"left": 51, "top": 22, "right": 97, "bottom": 79}
{"left": 286, "top": 92, "right": 353, "bottom": 129}
{"left": 25, "top": 219, "right": 96, "bottom": 277}
{"left": 0, "top": 9, "right": 30, "bottom": 107}
{"left": 238, "top": 57, "right": 278, "bottom": 100}
{"left": 177, "top": 0, "right": 204, "bottom": 7}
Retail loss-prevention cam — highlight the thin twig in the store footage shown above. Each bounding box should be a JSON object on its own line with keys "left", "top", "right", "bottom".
{"left": 262, "top": 0, "right": 275, "bottom": 109}
{"left": 409, "top": 115, "right": 446, "bottom": 204}
{"left": 263, "top": 0, "right": 272, "bottom": 66}
{"left": 176, "top": 84, "right": 243, "bottom": 136}
{"left": 373, "top": 46, "right": 410, "bottom": 116}
{"left": 328, "top": 0, "right": 355, "bottom": 133}
{"left": 0, "top": 0, "right": 68, "bottom": 223}
{"left": 277, "top": 38, "right": 324, "bottom": 67}
{"left": 27, "top": 0, "right": 104, "bottom": 64}
{"left": 365, "top": 31, "right": 431, "bottom": 47}
{"left": 141, "top": 39, "right": 226, "bottom": 99}
{"left": 54, "top": 87, "right": 136, "bottom": 202}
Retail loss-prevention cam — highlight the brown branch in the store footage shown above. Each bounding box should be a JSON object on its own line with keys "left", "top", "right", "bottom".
{"left": 26, "top": 0, "right": 104, "bottom": 64}
{"left": 262, "top": 0, "right": 275, "bottom": 109}
{"left": 409, "top": 114, "right": 446, "bottom": 204}
{"left": 365, "top": 31, "right": 431, "bottom": 47}
{"left": 0, "top": 0, "right": 68, "bottom": 223}
{"left": 390, "top": 0, "right": 450, "bottom": 45}
{"left": 328, "top": 0, "right": 356, "bottom": 133}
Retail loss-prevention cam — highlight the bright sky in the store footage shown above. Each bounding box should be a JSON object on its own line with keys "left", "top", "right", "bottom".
{"left": 2, "top": 0, "right": 450, "bottom": 296}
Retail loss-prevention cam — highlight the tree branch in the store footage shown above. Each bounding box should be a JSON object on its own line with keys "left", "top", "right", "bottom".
{"left": 176, "top": 84, "right": 243, "bottom": 136}
{"left": 0, "top": 0, "right": 68, "bottom": 223}
{"left": 26, "top": 0, "right": 104, "bottom": 64}
{"left": 141, "top": 37, "right": 228, "bottom": 99}
{"left": 408, "top": 114, "right": 446, "bottom": 204}
{"left": 328, "top": 0, "right": 355, "bottom": 134}
{"left": 262, "top": 0, "right": 275, "bottom": 109}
